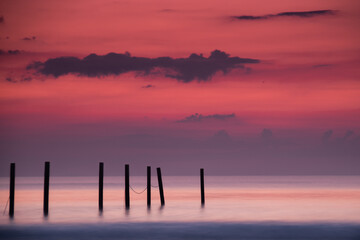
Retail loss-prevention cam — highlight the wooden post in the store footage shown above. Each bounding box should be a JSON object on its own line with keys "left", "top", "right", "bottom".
{"left": 9, "top": 163, "right": 15, "bottom": 217}
{"left": 200, "top": 168, "right": 205, "bottom": 205}
{"left": 99, "top": 162, "right": 104, "bottom": 211}
{"left": 43, "top": 161, "right": 50, "bottom": 216}
{"left": 125, "top": 164, "right": 130, "bottom": 209}
{"left": 157, "top": 167, "right": 165, "bottom": 206}
{"left": 147, "top": 166, "right": 151, "bottom": 207}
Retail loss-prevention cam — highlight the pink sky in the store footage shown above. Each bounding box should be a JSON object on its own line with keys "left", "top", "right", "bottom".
{"left": 0, "top": 0, "right": 359, "bottom": 176}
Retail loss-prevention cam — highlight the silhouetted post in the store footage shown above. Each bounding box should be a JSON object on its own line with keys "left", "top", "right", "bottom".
{"left": 125, "top": 164, "right": 130, "bottom": 209}
{"left": 43, "top": 161, "right": 50, "bottom": 216}
{"left": 147, "top": 166, "right": 151, "bottom": 207}
{"left": 9, "top": 163, "right": 15, "bottom": 217}
{"left": 99, "top": 162, "right": 104, "bottom": 211}
{"left": 157, "top": 167, "right": 165, "bottom": 206}
{"left": 200, "top": 168, "right": 205, "bottom": 205}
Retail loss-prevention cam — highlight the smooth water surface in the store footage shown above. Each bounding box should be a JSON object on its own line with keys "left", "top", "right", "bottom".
{"left": 0, "top": 176, "right": 359, "bottom": 239}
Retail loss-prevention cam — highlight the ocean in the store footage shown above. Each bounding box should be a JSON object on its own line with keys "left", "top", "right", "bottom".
{"left": 0, "top": 176, "right": 359, "bottom": 239}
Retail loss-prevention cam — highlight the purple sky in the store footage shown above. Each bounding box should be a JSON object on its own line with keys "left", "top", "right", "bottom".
{"left": 0, "top": 0, "right": 359, "bottom": 176}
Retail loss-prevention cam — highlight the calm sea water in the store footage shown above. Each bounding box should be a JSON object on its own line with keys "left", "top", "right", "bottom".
{"left": 0, "top": 176, "right": 359, "bottom": 239}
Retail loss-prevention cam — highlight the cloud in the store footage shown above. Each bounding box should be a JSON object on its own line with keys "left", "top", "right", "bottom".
{"left": 233, "top": 10, "right": 335, "bottom": 21}
{"left": 22, "top": 77, "right": 32, "bottom": 81}
{"left": 5, "top": 77, "right": 16, "bottom": 83}
{"left": 142, "top": 84, "right": 155, "bottom": 88}
{"left": 322, "top": 129, "right": 333, "bottom": 143}
{"left": 343, "top": 130, "right": 354, "bottom": 140}
{"left": 5, "top": 76, "right": 32, "bottom": 83}
{"left": 27, "top": 50, "right": 259, "bottom": 82}
{"left": 0, "top": 49, "right": 21, "bottom": 55}
{"left": 177, "top": 113, "right": 236, "bottom": 123}
{"left": 7, "top": 50, "right": 21, "bottom": 55}
{"left": 261, "top": 128, "right": 273, "bottom": 140}
{"left": 323, "top": 130, "right": 358, "bottom": 145}
{"left": 22, "top": 36, "right": 36, "bottom": 41}
{"left": 209, "top": 129, "right": 233, "bottom": 146}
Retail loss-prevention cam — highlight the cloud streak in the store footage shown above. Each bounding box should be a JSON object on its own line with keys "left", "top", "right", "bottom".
{"left": 0, "top": 49, "right": 21, "bottom": 55}
{"left": 142, "top": 84, "right": 155, "bottom": 88}
{"left": 177, "top": 113, "right": 236, "bottom": 123}
{"left": 233, "top": 10, "right": 335, "bottom": 21}
{"left": 27, "top": 50, "right": 259, "bottom": 82}
{"left": 22, "top": 36, "right": 36, "bottom": 41}
{"left": 322, "top": 130, "right": 333, "bottom": 143}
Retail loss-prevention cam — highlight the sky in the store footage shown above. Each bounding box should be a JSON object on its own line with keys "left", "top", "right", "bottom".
{"left": 0, "top": 0, "right": 359, "bottom": 176}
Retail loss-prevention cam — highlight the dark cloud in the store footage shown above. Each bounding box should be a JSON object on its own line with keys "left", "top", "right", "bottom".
{"left": 343, "top": 130, "right": 354, "bottom": 140}
{"left": 0, "top": 16, "right": 4, "bottom": 23}
{"left": 4, "top": 76, "right": 32, "bottom": 83}
{"left": 277, "top": 10, "right": 335, "bottom": 17}
{"left": 177, "top": 113, "right": 236, "bottom": 123}
{"left": 22, "top": 77, "right": 32, "bottom": 81}
{"left": 142, "top": 84, "right": 155, "bottom": 88}
{"left": 27, "top": 50, "right": 259, "bottom": 82}
{"left": 8, "top": 50, "right": 21, "bottom": 55}
{"left": 322, "top": 129, "right": 333, "bottom": 143}
{"left": 235, "top": 16, "right": 265, "bottom": 20}
{"left": 208, "top": 129, "right": 233, "bottom": 146}
{"left": 323, "top": 130, "right": 357, "bottom": 145}
{"left": 233, "top": 10, "right": 335, "bottom": 21}
{"left": 5, "top": 77, "right": 16, "bottom": 83}
{"left": 22, "top": 36, "right": 36, "bottom": 41}
{"left": 0, "top": 49, "right": 21, "bottom": 55}
{"left": 261, "top": 128, "right": 273, "bottom": 140}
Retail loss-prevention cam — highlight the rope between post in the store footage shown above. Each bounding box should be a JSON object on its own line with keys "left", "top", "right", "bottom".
{"left": 130, "top": 185, "right": 147, "bottom": 194}
{"left": 2, "top": 197, "right": 9, "bottom": 216}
